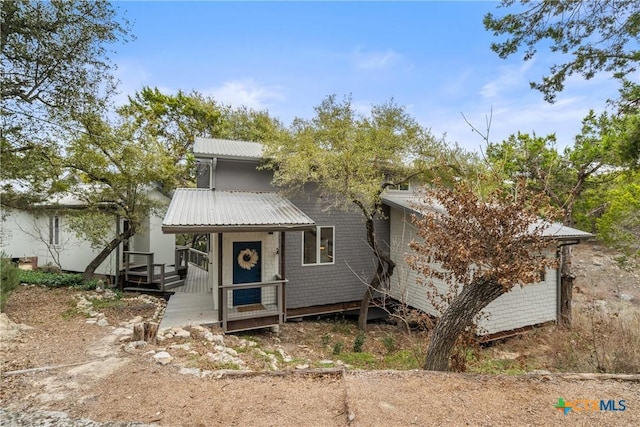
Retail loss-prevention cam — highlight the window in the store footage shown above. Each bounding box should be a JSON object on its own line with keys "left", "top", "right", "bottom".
{"left": 302, "top": 226, "right": 334, "bottom": 265}
{"left": 49, "top": 216, "right": 60, "bottom": 245}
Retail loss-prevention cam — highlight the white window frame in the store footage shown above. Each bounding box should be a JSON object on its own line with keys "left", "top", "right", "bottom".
{"left": 302, "top": 226, "right": 335, "bottom": 266}
{"left": 49, "top": 215, "right": 60, "bottom": 246}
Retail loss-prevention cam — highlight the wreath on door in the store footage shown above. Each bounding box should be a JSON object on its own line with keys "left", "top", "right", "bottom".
{"left": 237, "top": 248, "right": 259, "bottom": 270}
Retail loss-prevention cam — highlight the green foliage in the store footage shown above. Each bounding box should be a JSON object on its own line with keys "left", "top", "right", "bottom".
{"left": 262, "top": 95, "right": 452, "bottom": 215}
{"left": 320, "top": 333, "right": 331, "bottom": 346}
{"left": 381, "top": 335, "right": 396, "bottom": 354}
{"left": 353, "top": 332, "right": 366, "bottom": 353}
{"left": 596, "top": 173, "right": 640, "bottom": 257}
{"left": 336, "top": 352, "right": 377, "bottom": 369}
{"left": 18, "top": 270, "right": 84, "bottom": 288}
{"left": 1, "top": 0, "right": 132, "bottom": 195}
{"left": 485, "top": 0, "right": 640, "bottom": 103}
{"left": 332, "top": 341, "right": 343, "bottom": 355}
{"left": 0, "top": 258, "right": 20, "bottom": 312}
{"left": 382, "top": 349, "right": 421, "bottom": 370}
{"left": 487, "top": 110, "right": 634, "bottom": 227}
{"left": 117, "top": 87, "right": 284, "bottom": 185}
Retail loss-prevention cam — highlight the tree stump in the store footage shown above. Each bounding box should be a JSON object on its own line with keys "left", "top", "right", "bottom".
{"left": 144, "top": 321, "right": 159, "bottom": 345}
{"left": 132, "top": 322, "right": 159, "bottom": 344}
{"left": 132, "top": 323, "right": 144, "bottom": 341}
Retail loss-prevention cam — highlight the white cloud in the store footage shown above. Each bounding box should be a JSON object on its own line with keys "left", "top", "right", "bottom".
{"left": 480, "top": 60, "right": 535, "bottom": 100}
{"left": 202, "top": 80, "right": 286, "bottom": 110}
{"left": 351, "top": 47, "right": 402, "bottom": 70}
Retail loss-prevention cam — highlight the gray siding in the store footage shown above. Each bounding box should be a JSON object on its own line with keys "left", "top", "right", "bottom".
{"left": 388, "top": 206, "right": 558, "bottom": 335}
{"left": 215, "top": 159, "right": 276, "bottom": 192}
{"left": 285, "top": 189, "right": 390, "bottom": 309}
{"left": 206, "top": 157, "right": 392, "bottom": 311}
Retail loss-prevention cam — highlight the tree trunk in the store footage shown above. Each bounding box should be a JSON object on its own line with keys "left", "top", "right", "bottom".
{"left": 358, "top": 263, "right": 381, "bottom": 330}
{"left": 424, "top": 279, "right": 505, "bottom": 371}
{"left": 82, "top": 225, "right": 136, "bottom": 283}
{"left": 357, "top": 211, "right": 395, "bottom": 331}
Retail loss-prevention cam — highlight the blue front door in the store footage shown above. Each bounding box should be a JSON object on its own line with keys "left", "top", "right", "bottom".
{"left": 232, "top": 241, "right": 262, "bottom": 306}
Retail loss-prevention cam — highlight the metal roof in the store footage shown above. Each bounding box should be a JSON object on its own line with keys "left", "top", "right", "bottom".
{"left": 381, "top": 190, "right": 593, "bottom": 241}
{"left": 193, "top": 137, "right": 264, "bottom": 160}
{"left": 162, "top": 188, "right": 315, "bottom": 233}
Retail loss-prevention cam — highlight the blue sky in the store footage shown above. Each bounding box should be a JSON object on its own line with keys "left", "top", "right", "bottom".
{"left": 112, "top": 1, "right": 616, "bottom": 152}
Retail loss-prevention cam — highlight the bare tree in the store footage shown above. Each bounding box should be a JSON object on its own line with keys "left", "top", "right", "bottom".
{"left": 407, "top": 182, "right": 557, "bottom": 371}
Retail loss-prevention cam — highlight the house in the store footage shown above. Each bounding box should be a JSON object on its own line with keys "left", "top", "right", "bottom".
{"left": 161, "top": 137, "right": 390, "bottom": 332}
{"left": 162, "top": 137, "right": 593, "bottom": 335}
{"left": 0, "top": 188, "right": 176, "bottom": 285}
{"left": 382, "top": 190, "right": 593, "bottom": 337}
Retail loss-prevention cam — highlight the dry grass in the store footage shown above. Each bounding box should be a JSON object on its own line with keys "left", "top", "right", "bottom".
{"left": 481, "top": 300, "right": 640, "bottom": 374}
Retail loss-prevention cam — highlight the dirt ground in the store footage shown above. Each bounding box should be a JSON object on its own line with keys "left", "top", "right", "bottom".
{"left": 1, "top": 242, "right": 639, "bottom": 426}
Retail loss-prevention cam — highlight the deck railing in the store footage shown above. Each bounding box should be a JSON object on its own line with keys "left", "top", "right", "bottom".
{"left": 188, "top": 247, "right": 209, "bottom": 271}
{"left": 123, "top": 251, "right": 154, "bottom": 284}
{"left": 220, "top": 277, "right": 287, "bottom": 332}
{"left": 175, "top": 246, "right": 189, "bottom": 272}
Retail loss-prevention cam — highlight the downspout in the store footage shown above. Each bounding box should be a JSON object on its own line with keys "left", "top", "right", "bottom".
{"left": 210, "top": 157, "right": 218, "bottom": 190}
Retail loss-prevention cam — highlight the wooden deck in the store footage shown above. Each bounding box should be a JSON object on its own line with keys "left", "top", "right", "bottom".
{"left": 159, "top": 264, "right": 216, "bottom": 329}
{"left": 159, "top": 292, "right": 217, "bottom": 329}
{"left": 175, "top": 264, "right": 210, "bottom": 293}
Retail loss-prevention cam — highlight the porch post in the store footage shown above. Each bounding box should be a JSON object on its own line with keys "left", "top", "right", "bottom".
{"left": 217, "top": 232, "right": 224, "bottom": 324}
{"left": 280, "top": 231, "right": 286, "bottom": 321}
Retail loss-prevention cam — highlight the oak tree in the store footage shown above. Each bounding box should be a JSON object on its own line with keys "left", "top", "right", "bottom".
{"left": 1, "top": 0, "right": 131, "bottom": 193}
{"left": 261, "top": 95, "right": 454, "bottom": 330}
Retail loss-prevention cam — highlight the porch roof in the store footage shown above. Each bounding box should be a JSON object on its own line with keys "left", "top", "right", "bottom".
{"left": 162, "top": 188, "right": 315, "bottom": 233}
{"left": 381, "top": 191, "right": 593, "bottom": 241}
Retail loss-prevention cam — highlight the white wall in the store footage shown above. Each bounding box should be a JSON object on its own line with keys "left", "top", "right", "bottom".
{"left": 388, "top": 207, "right": 558, "bottom": 335}
{"left": 1, "top": 209, "right": 118, "bottom": 277}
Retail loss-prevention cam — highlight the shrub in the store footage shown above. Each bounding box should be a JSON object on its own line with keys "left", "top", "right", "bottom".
{"left": 1, "top": 258, "right": 20, "bottom": 312}
{"left": 18, "top": 270, "right": 84, "bottom": 288}
{"left": 353, "top": 332, "right": 366, "bottom": 353}
{"left": 332, "top": 341, "right": 343, "bottom": 355}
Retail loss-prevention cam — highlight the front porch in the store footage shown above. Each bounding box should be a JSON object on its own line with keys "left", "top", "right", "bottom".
{"left": 159, "top": 262, "right": 286, "bottom": 332}
{"left": 160, "top": 189, "right": 316, "bottom": 333}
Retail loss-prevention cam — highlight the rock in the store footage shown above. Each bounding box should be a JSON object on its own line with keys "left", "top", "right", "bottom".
{"left": 112, "top": 327, "right": 132, "bottom": 336}
{"left": 179, "top": 367, "right": 202, "bottom": 377}
{"left": 97, "top": 319, "right": 109, "bottom": 327}
{"left": 620, "top": 293, "right": 634, "bottom": 302}
{"left": 277, "top": 348, "right": 293, "bottom": 363}
{"left": 124, "top": 340, "right": 147, "bottom": 353}
{"left": 592, "top": 260, "right": 604, "bottom": 267}
{"left": 130, "top": 315, "right": 144, "bottom": 325}
{"left": 169, "top": 344, "right": 191, "bottom": 351}
{"left": 319, "top": 359, "right": 334, "bottom": 365}
{"left": 223, "top": 347, "right": 238, "bottom": 357}
{"left": 205, "top": 332, "right": 224, "bottom": 344}
{"left": 174, "top": 329, "right": 191, "bottom": 338}
{"left": 295, "top": 364, "right": 309, "bottom": 370}
{"left": 0, "top": 313, "right": 33, "bottom": 341}
{"left": 153, "top": 351, "right": 173, "bottom": 365}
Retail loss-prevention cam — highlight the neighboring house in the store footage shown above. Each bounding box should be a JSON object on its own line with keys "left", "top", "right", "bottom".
{"left": 0, "top": 189, "right": 175, "bottom": 281}
{"left": 382, "top": 190, "right": 593, "bottom": 337}
{"left": 162, "top": 137, "right": 593, "bottom": 335}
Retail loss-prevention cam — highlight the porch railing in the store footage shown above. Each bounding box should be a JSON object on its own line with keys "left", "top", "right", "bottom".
{"left": 188, "top": 247, "right": 209, "bottom": 271}
{"left": 175, "top": 246, "right": 189, "bottom": 271}
{"left": 220, "top": 277, "right": 287, "bottom": 332}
